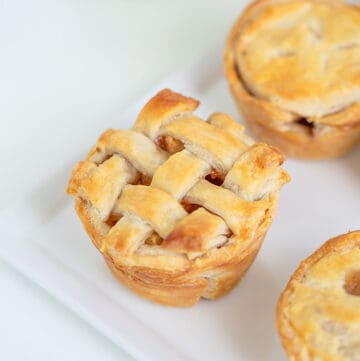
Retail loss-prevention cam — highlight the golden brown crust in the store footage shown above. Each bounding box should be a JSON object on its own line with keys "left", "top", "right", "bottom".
{"left": 243, "top": 115, "right": 360, "bottom": 159}
{"left": 104, "top": 255, "right": 208, "bottom": 307}
{"left": 277, "top": 231, "right": 360, "bottom": 360}
{"left": 162, "top": 208, "right": 228, "bottom": 253}
{"left": 67, "top": 89, "right": 289, "bottom": 306}
{"left": 224, "top": 0, "right": 360, "bottom": 159}
{"left": 133, "top": 88, "right": 200, "bottom": 140}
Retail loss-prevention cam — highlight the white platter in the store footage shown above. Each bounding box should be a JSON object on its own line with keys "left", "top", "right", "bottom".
{"left": 1, "top": 44, "right": 359, "bottom": 361}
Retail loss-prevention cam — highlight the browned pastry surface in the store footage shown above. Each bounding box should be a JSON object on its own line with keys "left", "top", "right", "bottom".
{"left": 67, "top": 89, "right": 289, "bottom": 306}
{"left": 224, "top": 0, "right": 360, "bottom": 159}
{"left": 277, "top": 231, "right": 360, "bottom": 360}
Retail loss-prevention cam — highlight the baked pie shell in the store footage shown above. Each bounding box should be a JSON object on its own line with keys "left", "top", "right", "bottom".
{"left": 277, "top": 230, "right": 360, "bottom": 360}
{"left": 75, "top": 196, "right": 277, "bottom": 306}
{"left": 68, "top": 89, "right": 289, "bottom": 307}
{"left": 224, "top": 0, "right": 360, "bottom": 159}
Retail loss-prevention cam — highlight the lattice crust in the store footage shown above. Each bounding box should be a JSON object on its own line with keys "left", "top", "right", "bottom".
{"left": 67, "top": 89, "right": 290, "bottom": 306}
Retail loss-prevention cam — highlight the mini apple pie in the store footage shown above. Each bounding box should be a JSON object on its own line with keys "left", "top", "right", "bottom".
{"left": 277, "top": 231, "right": 360, "bottom": 360}
{"left": 225, "top": 0, "right": 360, "bottom": 159}
{"left": 67, "top": 89, "right": 289, "bottom": 306}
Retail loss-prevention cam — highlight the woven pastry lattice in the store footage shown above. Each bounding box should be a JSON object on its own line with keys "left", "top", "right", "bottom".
{"left": 67, "top": 89, "right": 289, "bottom": 303}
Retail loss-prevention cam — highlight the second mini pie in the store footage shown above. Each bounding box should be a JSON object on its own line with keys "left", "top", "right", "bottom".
{"left": 225, "top": 0, "right": 360, "bottom": 159}
{"left": 277, "top": 231, "right": 360, "bottom": 361}
{"left": 67, "top": 89, "right": 290, "bottom": 306}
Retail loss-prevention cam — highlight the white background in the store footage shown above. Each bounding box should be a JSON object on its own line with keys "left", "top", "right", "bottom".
{"left": 0, "top": 1, "right": 245, "bottom": 360}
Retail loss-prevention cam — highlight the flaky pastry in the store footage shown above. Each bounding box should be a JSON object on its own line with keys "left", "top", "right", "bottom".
{"left": 225, "top": 0, "right": 360, "bottom": 159}
{"left": 67, "top": 89, "right": 290, "bottom": 306}
{"left": 277, "top": 231, "right": 360, "bottom": 360}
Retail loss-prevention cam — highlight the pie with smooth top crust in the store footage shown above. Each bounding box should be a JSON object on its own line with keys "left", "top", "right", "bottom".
{"left": 225, "top": 0, "right": 360, "bottom": 159}
{"left": 67, "top": 89, "right": 290, "bottom": 307}
{"left": 277, "top": 231, "right": 360, "bottom": 361}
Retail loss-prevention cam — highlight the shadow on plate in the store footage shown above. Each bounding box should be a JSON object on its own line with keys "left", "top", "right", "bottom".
{"left": 28, "top": 161, "right": 76, "bottom": 225}
{"left": 212, "top": 260, "right": 287, "bottom": 361}
{"left": 342, "top": 144, "right": 360, "bottom": 184}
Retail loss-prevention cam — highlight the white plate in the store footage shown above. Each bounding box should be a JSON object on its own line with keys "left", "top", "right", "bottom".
{"left": 1, "top": 44, "right": 359, "bottom": 361}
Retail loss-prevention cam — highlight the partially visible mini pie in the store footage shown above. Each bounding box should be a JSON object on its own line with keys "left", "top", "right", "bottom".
{"left": 225, "top": 0, "right": 360, "bottom": 159}
{"left": 277, "top": 231, "right": 360, "bottom": 360}
{"left": 67, "top": 89, "right": 290, "bottom": 307}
